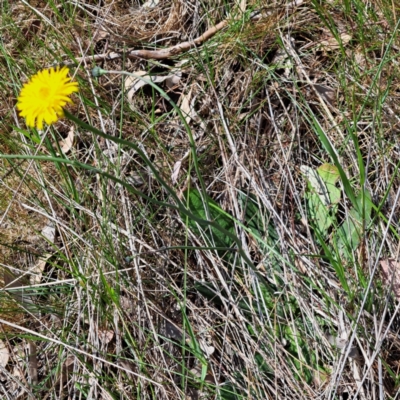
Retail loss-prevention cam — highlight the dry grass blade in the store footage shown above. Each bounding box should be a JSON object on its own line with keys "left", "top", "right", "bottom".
{"left": 1, "top": 0, "right": 400, "bottom": 399}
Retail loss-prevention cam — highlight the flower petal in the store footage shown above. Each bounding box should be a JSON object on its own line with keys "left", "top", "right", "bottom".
{"left": 17, "top": 67, "right": 79, "bottom": 130}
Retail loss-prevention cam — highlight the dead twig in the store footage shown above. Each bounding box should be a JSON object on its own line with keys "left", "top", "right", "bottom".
{"left": 63, "top": 20, "right": 228, "bottom": 66}
{"left": 62, "top": 1, "right": 305, "bottom": 66}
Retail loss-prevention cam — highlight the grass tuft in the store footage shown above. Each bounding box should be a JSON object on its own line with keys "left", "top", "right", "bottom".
{"left": 1, "top": 0, "right": 400, "bottom": 398}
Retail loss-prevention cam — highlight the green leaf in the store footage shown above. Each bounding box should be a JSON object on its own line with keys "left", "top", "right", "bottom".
{"left": 301, "top": 164, "right": 340, "bottom": 236}
{"left": 317, "top": 163, "right": 341, "bottom": 205}
{"left": 336, "top": 190, "right": 372, "bottom": 258}
{"left": 239, "top": 192, "right": 279, "bottom": 254}
{"left": 184, "top": 188, "right": 235, "bottom": 255}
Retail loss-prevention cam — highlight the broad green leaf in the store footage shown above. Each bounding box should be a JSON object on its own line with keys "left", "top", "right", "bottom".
{"left": 317, "top": 163, "right": 341, "bottom": 205}
{"left": 317, "top": 163, "right": 340, "bottom": 186}
{"left": 301, "top": 165, "right": 330, "bottom": 206}
{"left": 336, "top": 190, "right": 372, "bottom": 258}
{"left": 301, "top": 165, "right": 340, "bottom": 236}
{"left": 305, "top": 190, "right": 334, "bottom": 235}
{"left": 184, "top": 188, "right": 235, "bottom": 255}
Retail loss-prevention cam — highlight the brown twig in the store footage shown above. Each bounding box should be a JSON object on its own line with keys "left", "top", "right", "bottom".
{"left": 64, "top": 20, "right": 228, "bottom": 66}
{"left": 63, "top": 1, "right": 306, "bottom": 67}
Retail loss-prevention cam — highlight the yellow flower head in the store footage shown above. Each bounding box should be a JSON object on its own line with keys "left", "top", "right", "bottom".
{"left": 17, "top": 66, "right": 79, "bottom": 130}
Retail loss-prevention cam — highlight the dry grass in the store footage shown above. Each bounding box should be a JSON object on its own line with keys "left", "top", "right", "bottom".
{"left": 1, "top": 0, "right": 400, "bottom": 398}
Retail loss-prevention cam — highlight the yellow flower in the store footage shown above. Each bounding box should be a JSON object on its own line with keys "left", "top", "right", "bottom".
{"left": 17, "top": 66, "right": 79, "bottom": 130}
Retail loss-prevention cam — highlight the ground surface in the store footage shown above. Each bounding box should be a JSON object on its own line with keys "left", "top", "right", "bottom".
{"left": 1, "top": 0, "right": 400, "bottom": 399}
